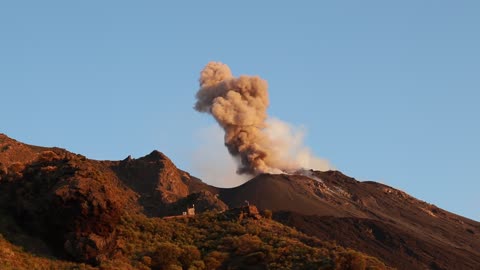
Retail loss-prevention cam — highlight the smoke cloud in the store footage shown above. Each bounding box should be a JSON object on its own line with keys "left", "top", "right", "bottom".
{"left": 194, "top": 61, "right": 332, "bottom": 175}
{"left": 192, "top": 125, "right": 251, "bottom": 188}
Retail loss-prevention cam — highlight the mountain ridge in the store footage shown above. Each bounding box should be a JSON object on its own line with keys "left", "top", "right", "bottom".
{"left": 219, "top": 171, "right": 480, "bottom": 269}
{"left": 0, "top": 133, "right": 479, "bottom": 269}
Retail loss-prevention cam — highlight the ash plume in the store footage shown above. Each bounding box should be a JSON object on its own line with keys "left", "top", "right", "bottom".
{"left": 194, "top": 62, "right": 332, "bottom": 175}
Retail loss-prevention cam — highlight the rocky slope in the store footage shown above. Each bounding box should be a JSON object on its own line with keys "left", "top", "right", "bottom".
{"left": 218, "top": 171, "right": 480, "bottom": 269}
{"left": 1, "top": 133, "right": 479, "bottom": 269}
{"left": 104, "top": 150, "right": 223, "bottom": 217}
{"left": 0, "top": 134, "right": 224, "bottom": 264}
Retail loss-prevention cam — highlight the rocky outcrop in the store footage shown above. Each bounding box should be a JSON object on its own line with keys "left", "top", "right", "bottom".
{"left": 0, "top": 135, "right": 226, "bottom": 264}
{"left": 0, "top": 134, "right": 45, "bottom": 167}
{"left": 0, "top": 141, "right": 137, "bottom": 264}
{"left": 223, "top": 205, "right": 262, "bottom": 220}
{"left": 167, "top": 190, "right": 228, "bottom": 216}
{"left": 108, "top": 150, "right": 220, "bottom": 216}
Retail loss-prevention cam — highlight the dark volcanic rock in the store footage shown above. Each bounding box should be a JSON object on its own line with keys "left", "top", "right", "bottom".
{"left": 220, "top": 171, "right": 480, "bottom": 270}
{"left": 273, "top": 213, "right": 457, "bottom": 270}
{"left": 219, "top": 173, "right": 358, "bottom": 216}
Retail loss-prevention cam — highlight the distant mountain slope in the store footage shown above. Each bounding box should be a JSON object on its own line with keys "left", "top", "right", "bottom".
{"left": 219, "top": 173, "right": 360, "bottom": 216}
{"left": 219, "top": 171, "right": 480, "bottom": 269}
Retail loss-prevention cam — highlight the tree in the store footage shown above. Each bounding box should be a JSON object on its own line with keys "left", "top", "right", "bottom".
{"left": 262, "top": 209, "right": 273, "bottom": 219}
{"left": 152, "top": 242, "right": 182, "bottom": 269}
{"left": 179, "top": 245, "right": 201, "bottom": 268}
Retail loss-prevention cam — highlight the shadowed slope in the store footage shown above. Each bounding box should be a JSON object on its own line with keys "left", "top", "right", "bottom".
{"left": 219, "top": 173, "right": 352, "bottom": 216}
{"left": 219, "top": 171, "right": 480, "bottom": 270}
{"left": 105, "top": 151, "right": 222, "bottom": 216}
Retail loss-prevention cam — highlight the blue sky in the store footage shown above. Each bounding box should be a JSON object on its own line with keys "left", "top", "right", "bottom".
{"left": 1, "top": 1, "right": 479, "bottom": 220}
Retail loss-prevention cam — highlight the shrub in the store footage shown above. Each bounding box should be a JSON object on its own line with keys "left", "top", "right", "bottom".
{"left": 336, "top": 250, "right": 367, "bottom": 270}
{"left": 204, "top": 251, "right": 228, "bottom": 270}
{"left": 141, "top": 256, "right": 152, "bottom": 266}
{"left": 188, "top": 260, "right": 206, "bottom": 270}
{"left": 178, "top": 245, "right": 201, "bottom": 268}
{"left": 262, "top": 209, "right": 273, "bottom": 219}
{"left": 151, "top": 242, "right": 182, "bottom": 269}
{"left": 234, "top": 234, "right": 263, "bottom": 255}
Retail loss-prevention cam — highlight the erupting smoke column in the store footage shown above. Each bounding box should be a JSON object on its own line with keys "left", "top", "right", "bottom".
{"left": 194, "top": 62, "right": 331, "bottom": 175}
{"left": 195, "top": 62, "right": 270, "bottom": 174}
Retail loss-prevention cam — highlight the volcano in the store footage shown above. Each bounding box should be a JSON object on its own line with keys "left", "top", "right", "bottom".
{"left": 219, "top": 172, "right": 480, "bottom": 269}
{"left": 0, "top": 133, "right": 478, "bottom": 269}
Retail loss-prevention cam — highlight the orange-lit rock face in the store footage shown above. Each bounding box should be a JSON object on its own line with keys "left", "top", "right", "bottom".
{"left": 0, "top": 134, "right": 137, "bottom": 263}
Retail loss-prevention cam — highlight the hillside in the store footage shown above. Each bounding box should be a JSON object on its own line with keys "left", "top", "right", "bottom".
{"left": 0, "top": 133, "right": 479, "bottom": 269}
{"left": 219, "top": 172, "right": 480, "bottom": 269}
{"left": 0, "top": 134, "right": 390, "bottom": 269}
{"left": 0, "top": 208, "right": 390, "bottom": 270}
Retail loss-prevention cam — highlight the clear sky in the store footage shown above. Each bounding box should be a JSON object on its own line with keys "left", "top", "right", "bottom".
{"left": 1, "top": 1, "right": 479, "bottom": 221}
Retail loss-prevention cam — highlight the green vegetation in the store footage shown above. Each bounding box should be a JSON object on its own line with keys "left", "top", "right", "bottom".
{"left": 262, "top": 209, "right": 273, "bottom": 219}
{"left": 0, "top": 210, "right": 391, "bottom": 270}
{"left": 93, "top": 210, "right": 391, "bottom": 269}
{"left": 0, "top": 235, "right": 94, "bottom": 270}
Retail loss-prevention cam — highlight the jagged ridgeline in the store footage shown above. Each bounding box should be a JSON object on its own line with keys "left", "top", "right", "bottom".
{"left": 1, "top": 134, "right": 479, "bottom": 269}
{"left": 0, "top": 134, "right": 388, "bottom": 269}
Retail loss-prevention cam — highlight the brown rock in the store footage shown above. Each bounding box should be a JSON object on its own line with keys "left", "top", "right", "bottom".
{"left": 0, "top": 135, "right": 137, "bottom": 263}
{"left": 108, "top": 150, "right": 218, "bottom": 216}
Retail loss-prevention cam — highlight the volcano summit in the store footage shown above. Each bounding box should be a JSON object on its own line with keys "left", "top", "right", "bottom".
{"left": 0, "top": 134, "right": 478, "bottom": 269}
